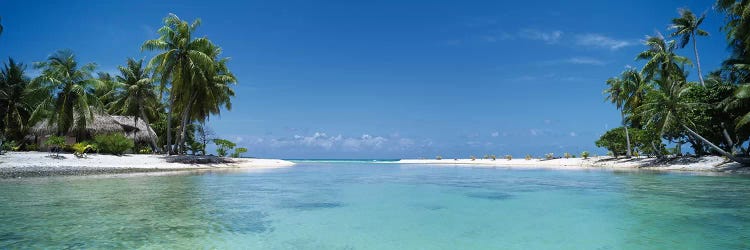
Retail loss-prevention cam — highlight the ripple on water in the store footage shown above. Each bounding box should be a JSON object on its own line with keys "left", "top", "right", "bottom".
{"left": 465, "top": 192, "right": 514, "bottom": 201}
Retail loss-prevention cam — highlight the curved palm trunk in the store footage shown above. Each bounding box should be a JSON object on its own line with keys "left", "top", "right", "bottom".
{"left": 692, "top": 32, "right": 705, "bottom": 87}
{"left": 622, "top": 113, "right": 632, "bottom": 157}
{"left": 132, "top": 116, "right": 139, "bottom": 152}
{"left": 682, "top": 124, "right": 750, "bottom": 164}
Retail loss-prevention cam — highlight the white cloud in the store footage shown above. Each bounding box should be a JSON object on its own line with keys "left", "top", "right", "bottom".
{"left": 575, "top": 34, "right": 634, "bottom": 50}
{"left": 569, "top": 132, "right": 577, "bottom": 137}
{"left": 565, "top": 57, "right": 606, "bottom": 66}
{"left": 519, "top": 29, "right": 563, "bottom": 44}
{"left": 491, "top": 131, "right": 500, "bottom": 137}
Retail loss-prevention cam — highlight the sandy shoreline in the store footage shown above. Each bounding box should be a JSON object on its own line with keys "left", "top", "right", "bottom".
{"left": 397, "top": 156, "right": 749, "bottom": 174}
{"left": 0, "top": 152, "right": 295, "bottom": 178}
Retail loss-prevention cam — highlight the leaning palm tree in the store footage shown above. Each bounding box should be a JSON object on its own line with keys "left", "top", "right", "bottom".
{"left": 604, "top": 77, "right": 632, "bottom": 157}
{"left": 142, "top": 13, "right": 215, "bottom": 154}
{"left": 636, "top": 34, "right": 692, "bottom": 83}
{"left": 638, "top": 78, "right": 750, "bottom": 164}
{"left": 29, "top": 50, "right": 102, "bottom": 139}
{"left": 670, "top": 8, "right": 709, "bottom": 86}
{"left": 109, "top": 58, "right": 160, "bottom": 151}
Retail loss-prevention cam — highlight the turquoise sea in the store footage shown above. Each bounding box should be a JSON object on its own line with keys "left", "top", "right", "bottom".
{"left": 1, "top": 161, "right": 749, "bottom": 249}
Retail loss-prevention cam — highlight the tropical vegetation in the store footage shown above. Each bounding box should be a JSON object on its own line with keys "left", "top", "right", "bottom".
{"left": 599, "top": 2, "right": 750, "bottom": 164}
{"left": 0, "top": 14, "right": 243, "bottom": 157}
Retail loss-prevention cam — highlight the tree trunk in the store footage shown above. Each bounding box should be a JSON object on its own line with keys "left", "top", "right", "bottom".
{"left": 682, "top": 124, "right": 750, "bottom": 164}
{"left": 177, "top": 91, "right": 198, "bottom": 154}
{"left": 720, "top": 122, "right": 736, "bottom": 154}
{"left": 622, "top": 113, "right": 632, "bottom": 158}
{"left": 693, "top": 32, "right": 705, "bottom": 87}
{"left": 166, "top": 94, "right": 175, "bottom": 155}
{"left": 132, "top": 116, "right": 138, "bottom": 153}
{"left": 651, "top": 141, "right": 662, "bottom": 158}
{"left": 139, "top": 107, "right": 159, "bottom": 153}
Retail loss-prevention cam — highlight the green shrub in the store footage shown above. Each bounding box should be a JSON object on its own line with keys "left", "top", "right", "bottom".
{"left": 45, "top": 136, "right": 66, "bottom": 156}
{"left": 490, "top": 155, "right": 497, "bottom": 160}
{"left": 138, "top": 147, "right": 153, "bottom": 154}
{"left": 436, "top": 155, "right": 442, "bottom": 160}
{"left": 564, "top": 152, "right": 572, "bottom": 159}
{"left": 24, "top": 143, "right": 39, "bottom": 152}
{"left": 544, "top": 153, "right": 554, "bottom": 160}
{"left": 581, "top": 151, "right": 590, "bottom": 159}
{"left": 2, "top": 140, "right": 19, "bottom": 151}
{"left": 470, "top": 155, "right": 476, "bottom": 161}
{"left": 230, "top": 147, "right": 248, "bottom": 158}
{"left": 71, "top": 142, "right": 93, "bottom": 155}
{"left": 213, "top": 138, "right": 236, "bottom": 157}
{"left": 94, "top": 134, "right": 134, "bottom": 155}
{"left": 525, "top": 154, "right": 532, "bottom": 160}
{"left": 505, "top": 155, "right": 512, "bottom": 160}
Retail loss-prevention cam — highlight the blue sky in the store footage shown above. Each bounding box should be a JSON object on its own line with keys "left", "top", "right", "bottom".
{"left": 0, "top": 0, "right": 731, "bottom": 158}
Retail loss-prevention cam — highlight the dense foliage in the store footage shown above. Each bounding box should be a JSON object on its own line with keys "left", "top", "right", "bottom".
{"left": 598, "top": 2, "right": 750, "bottom": 164}
{"left": 0, "top": 14, "right": 244, "bottom": 156}
{"left": 94, "top": 134, "right": 134, "bottom": 155}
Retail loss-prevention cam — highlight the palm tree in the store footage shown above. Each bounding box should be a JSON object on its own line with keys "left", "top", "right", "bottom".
{"left": 110, "top": 58, "right": 160, "bottom": 151}
{"left": 174, "top": 43, "right": 236, "bottom": 151}
{"left": 0, "top": 58, "right": 36, "bottom": 141}
{"left": 732, "top": 84, "right": 750, "bottom": 130}
{"left": 670, "top": 8, "right": 709, "bottom": 86}
{"left": 93, "top": 72, "right": 119, "bottom": 109}
{"left": 636, "top": 34, "right": 692, "bottom": 83}
{"left": 604, "top": 77, "right": 632, "bottom": 157}
{"left": 638, "top": 78, "right": 749, "bottom": 164}
{"left": 621, "top": 68, "right": 651, "bottom": 128}
{"left": 142, "top": 13, "right": 215, "bottom": 154}
{"left": 29, "top": 50, "right": 102, "bottom": 139}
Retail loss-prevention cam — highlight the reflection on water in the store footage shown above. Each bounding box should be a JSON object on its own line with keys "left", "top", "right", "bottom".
{"left": 1, "top": 163, "right": 750, "bottom": 249}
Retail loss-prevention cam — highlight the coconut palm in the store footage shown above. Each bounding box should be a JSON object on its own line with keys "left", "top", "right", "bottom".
{"left": 636, "top": 34, "right": 692, "bottom": 83}
{"left": 29, "top": 50, "right": 102, "bottom": 139}
{"left": 638, "top": 78, "right": 749, "bottom": 163}
{"left": 174, "top": 43, "right": 236, "bottom": 151}
{"left": 92, "top": 72, "right": 119, "bottom": 109}
{"left": 0, "top": 58, "right": 36, "bottom": 140}
{"left": 142, "top": 13, "right": 215, "bottom": 154}
{"left": 620, "top": 68, "right": 651, "bottom": 128}
{"left": 109, "top": 58, "right": 160, "bottom": 151}
{"left": 604, "top": 77, "right": 632, "bottom": 157}
{"left": 732, "top": 84, "right": 750, "bottom": 129}
{"left": 670, "top": 8, "right": 709, "bottom": 86}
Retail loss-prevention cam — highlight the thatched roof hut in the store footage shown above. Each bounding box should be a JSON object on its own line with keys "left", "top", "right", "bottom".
{"left": 111, "top": 116, "right": 157, "bottom": 143}
{"left": 29, "top": 112, "right": 156, "bottom": 144}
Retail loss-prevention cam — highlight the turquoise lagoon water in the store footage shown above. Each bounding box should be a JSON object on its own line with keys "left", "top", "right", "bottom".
{"left": 1, "top": 161, "right": 750, "bottom": 249}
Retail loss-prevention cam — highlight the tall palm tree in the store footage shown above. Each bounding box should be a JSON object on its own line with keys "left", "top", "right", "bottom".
{"left": 93, "top": 72, "right": 119, "bottom": 109}
{"left": 638, "top": 78, "right": 749, "bottom": 163}
{"left": 174, "top": 43, "right": 236, "bottom": 151}
{"left": 29, "top": 50, "right": 102, "bottom": 139}
{"left": 670, "top": 8, "right": 709, "bottom": 86}
{"left": 636, "top": 34, "right": 692, "bottom": 83}
{"left": 110, "top": 58, "right": 160, "bottom": 151}
{"left": 621, "top": 68, "right": 651, "bottom": 128}
{"left": 142, "top": 13, "right": 215, "bottom": 154}
{"left": 0, "top": 58, "right": 36, "bottom": 140}
{"left": 604, "top": 77, "right": 632, "bottom": 157}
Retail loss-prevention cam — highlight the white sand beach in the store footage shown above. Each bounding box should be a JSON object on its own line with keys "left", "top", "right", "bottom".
{"left": 0, "top": 152, "right": 295, "bottom": 178}
{"left": 397, "top": 156, "right": 747, "bottom": 173}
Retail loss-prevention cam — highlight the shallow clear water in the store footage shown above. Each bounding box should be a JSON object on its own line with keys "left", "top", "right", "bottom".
{"left": 1, "top": 162, "right": 750, "bottom": 249}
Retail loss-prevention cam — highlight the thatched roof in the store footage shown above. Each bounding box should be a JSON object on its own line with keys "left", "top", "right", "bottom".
{"left": 111, "top": 116, "right": 157, "bottom": 143}
{"left": 29, "top": 111, "right": 124, "bottom": 136}
{"left": 29, "top": 112, "right": 157, "bottom": 143}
